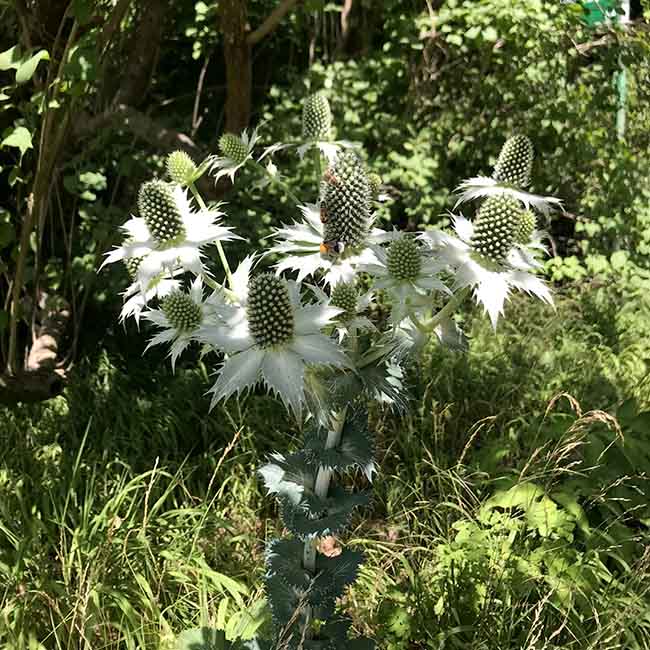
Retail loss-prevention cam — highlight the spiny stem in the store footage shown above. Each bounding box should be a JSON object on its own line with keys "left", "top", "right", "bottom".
{"left": 303, "top": 407, "right": 348, "bottom": 570}
{"left": 302, "top": 405, "right": 348, "bottom": 638}
{"left": 254, "top": 160, "right": 302, "bottom": 205}
{"left": 188, "top": 183, "right": 234, "bottom": 289}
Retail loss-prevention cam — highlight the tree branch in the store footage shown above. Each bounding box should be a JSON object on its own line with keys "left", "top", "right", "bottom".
{"left": 247, "top": 0, "right": 301, "bottom": 46}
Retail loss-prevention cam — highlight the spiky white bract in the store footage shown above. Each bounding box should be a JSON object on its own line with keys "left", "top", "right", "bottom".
{"left": 260, "top": 139, "right": 357, "bottom": 166}
{"left": 454, "top": 176, "right": 563, "bottom": 216}
{"left": 361, "top": 236, "right": 449, "bottom": 323}
{"left": 269, "top": 203, "right": 394, "bottom": 287}
{"left": 209, "top": 128, "right": 259, "bottom": 183}
{"left": 420, "top": 214, "right": 553, "bottom": 329}
{"left": 120, "top": 271, "right": 183, "bottom": 326}
{"left": 101, "top": 185, "right": 238, "bottom": 286}
{"left": 197, "top": 257, "right": 349, "bottom": 417}
{"left": 142, "top": 277, "right": 209, "bottom": 371}
{"left": 310, "top": 283, "right": 375, "bottom": 343}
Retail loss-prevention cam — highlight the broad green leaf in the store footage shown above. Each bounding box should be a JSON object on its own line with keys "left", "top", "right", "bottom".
{"left": 1, "top": 126, "right": 32, "bottom": 157}
{"left": 0, "top": 45, "right": 20, "bottom": 70}
{"left": 15, "top": 49, "right": 49, "bottom": 84}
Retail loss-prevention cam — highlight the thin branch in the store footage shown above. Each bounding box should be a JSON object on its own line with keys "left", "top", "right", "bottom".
{"left": 247, "top": 0, "right": 300, "bottom": 46}
{"left": 192, "top": 53, "right": 211, "bottom": 137}
{"left": 99, "top": 0, "right": 134, "bottom": 58}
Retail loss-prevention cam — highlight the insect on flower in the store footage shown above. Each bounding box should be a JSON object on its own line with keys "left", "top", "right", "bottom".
{"left": 320, "top": 240, "right": 345, "bottom": 256}
{"left": 322, "top": 168, "right": 340, "bottom": 186}
{"left": 319, "top": 205, "right": 329, "bottom": 223}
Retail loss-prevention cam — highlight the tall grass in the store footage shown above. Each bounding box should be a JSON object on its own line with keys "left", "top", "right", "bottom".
{"left": 2, "top": 285, "right": 650, "bottom": 648}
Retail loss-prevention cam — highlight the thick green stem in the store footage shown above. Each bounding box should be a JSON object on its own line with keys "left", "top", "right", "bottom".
{"left": 424, "top": 286, "right": 471, "bottom": 332}
{"left": 188, "top": 183, "right": 234, "bottom": 289}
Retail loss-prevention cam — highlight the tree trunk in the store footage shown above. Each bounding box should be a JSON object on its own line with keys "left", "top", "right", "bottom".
{"left": 219, "top": 0, "right": 252, "bottom": 133}
{"left": 112, "top": 0, "right": 166, "bottom": 107}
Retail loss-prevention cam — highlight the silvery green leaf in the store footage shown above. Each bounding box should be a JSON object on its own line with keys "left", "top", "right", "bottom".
{"left": 280, "top": 487, "right": 369, "bottom": 538}
{"left": 265, "top": 573, "right": 310, "bottom": 632}
{"left": 259, "top": 452, "right": 315, "bottom": 506}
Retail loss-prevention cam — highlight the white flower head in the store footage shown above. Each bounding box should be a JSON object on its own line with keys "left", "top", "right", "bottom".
{"left": 454, "top": 135, "right": 562, "bottom": 215}
{"left": 101, "top": 181, "right": 238, "bottom": 286}
{"left": 209, "top": 128, "right": 259, "bottom": 183}
{"left": 142, "top": 276, "right": 210, "bottom": 371}
{"left": 269, "top": 203, "right": 395, "bottom": 287}
{"left": 197, "top": 259, "right": 349, "bottom": 417}
{"left": 420, "top": 199, "right": 553, "bottom": 329}
{"left": 361, "top": 234, "right": 449, "bottom": 323}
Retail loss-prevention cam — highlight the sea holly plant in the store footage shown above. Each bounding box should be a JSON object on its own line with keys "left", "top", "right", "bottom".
{"left": 102, "top": 96, "right": 561, "bottom": 648}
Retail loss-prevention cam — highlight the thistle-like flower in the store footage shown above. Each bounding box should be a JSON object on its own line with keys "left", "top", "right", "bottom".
{"left": 454, "top": 135, "right": 562, "bottom": 215}
{"left": 209, "top": 129, "right": 259, "bottom": 183}
{"left": 269, "top": 203, "right": 393, "bottom": 287}
{"left": 421, "top": 196, "right": 553, "bottom": 328}
{"left": 261, "top": 92, "right": 356, "bottom": 164}
{"left": 142, "top": 277, "right": 208, "bottom": 370}
{"left": 270, "top": 152, "right": 395, "bottom": 286}
{"left": 310, "top": 282, "right": 375, "bottom": 343}
{"left": 120, "top": 256, "right": 183, "bottom": 325}
{"left": 101, "top": 180, "right": 237, "bottom": 285}
{"left": 362, "top": 235, "right": 448, "bottom": 323}
{"left": 197, "top": 257, "right": 349, "bottom": 416}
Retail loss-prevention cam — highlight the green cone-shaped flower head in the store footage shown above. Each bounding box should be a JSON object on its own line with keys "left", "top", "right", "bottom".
{"left": 124, "top": 253, "right": 142, "bottom": 280}
{"left": 515, "top": 209, "right": 537, "bottom": 244}
{"left": 321, "top": 152, "right": 372, "bottom": 249}
{"left": 368, "top": 173, "right": 382, "bottom": 200}
{"left": 330, "top": 282, "right": 358, "bottom": 321}
{"left": 247, "top": 274, "right": 295, "bottom": 349}
{"left": 161, "top": 291, "right": 202, "bottom": 331}
{"left": 387, "top": 237, "right": 422, "bottom": 281}
{"left": 471, "top": 195, "right": 522, "bottom": 263}
{"left": 166, "top": 150, "right": 197, "bottom": 186}
{"left": 219, "top": 133, "right": 248, "bottom": 164}
{"left": 302, "top": 92, "right": 332, "bottom": 141}
{"left": 138, "top": 180, "right": 186, "bottom": 244}
{"left": 493, "top": 135, "right": 534, "bottom": 188}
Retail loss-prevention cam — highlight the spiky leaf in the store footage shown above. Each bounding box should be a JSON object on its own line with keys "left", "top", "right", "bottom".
{"left": 280, "top": 486, "right": 369, "bottom": 538}
{"left": 304, "top": 408, "right": 375, "bottom": 480}
{"left": 259, "top": 452, "right": 315, "bottom": 506}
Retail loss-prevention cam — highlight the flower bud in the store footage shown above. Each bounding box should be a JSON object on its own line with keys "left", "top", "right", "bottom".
{"left": 386, "top": 237, "right": 422, "bottom": 281}
{"left": 138, "top": 180, "right": 186, "bottom": 244}
{"left": 302, "top": 92, "right": 332, "bottom": 141}
{"left": 330, "top": 282, "right": 358, "bottom": 321}
{"left": 166, "top": 150, "right": 198, "bottom": 186}
{"left": 368, "top": 173, "right": 382, "bottom": 200}
{"left": 219, "top": 133, "right": 248, "bottom": 165}
{"left": 515, "top": 209, "right": 536, "bottom": 245}
{"left": 161, "top": 291, "right": 202, "bottom": 331}
{"left": 493, "top": 135, "right": 534, "bottom": 188}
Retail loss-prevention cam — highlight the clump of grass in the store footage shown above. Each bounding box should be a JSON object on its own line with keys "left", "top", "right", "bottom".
{"left": 3, "top": 285, "right": 650, "bottom": 648}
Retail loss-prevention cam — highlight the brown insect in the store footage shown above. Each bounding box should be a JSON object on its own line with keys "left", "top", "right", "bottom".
{"left": 320, "top": 240, "right": 345, "bottom": 256}
{"left": 320, "top": 205, "right": 329, "bottom": 223}
{"left": 323, "top": 168, "right": 340, "bottom": 186}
